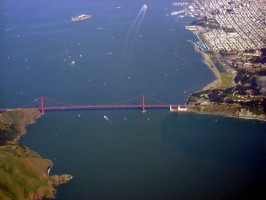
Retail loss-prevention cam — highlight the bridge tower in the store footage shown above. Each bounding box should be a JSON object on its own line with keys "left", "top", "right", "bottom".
{"left": 40, "top": 96, "right": 45, "bottom": 114}
{"left": 142, "top": 94, "right": 146, "bottom": 113}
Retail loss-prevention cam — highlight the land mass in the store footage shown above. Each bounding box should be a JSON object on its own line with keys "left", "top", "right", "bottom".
{"left": 0, "top": 109, "right": 72, "bottom": 200}
{"left": 172, "top": 0, "right": 266, "bottom": 120}
{"left": 186, "top": 45, "right": 266, "bottom": 121}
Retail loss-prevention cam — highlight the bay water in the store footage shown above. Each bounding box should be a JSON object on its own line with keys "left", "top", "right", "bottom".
{"left": 1, "top": 0, "right": 266, "bottom": 199}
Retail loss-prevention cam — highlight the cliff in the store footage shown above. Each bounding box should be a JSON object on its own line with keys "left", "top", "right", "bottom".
{"left": 0, "top": 109, "right": 41, "bottom": 145}
{"left": 0, "top": 145, "right": 72, "bottom": 200}
{"left": 189, "top": 103, "right": 266, "bottom": 121}
{"left": 0, "top": 109, "right": 72, "bottom": 200}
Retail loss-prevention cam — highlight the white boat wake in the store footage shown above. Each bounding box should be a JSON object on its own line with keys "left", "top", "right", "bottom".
{"left": 104, "top": 115, "right": 112, "bottom": 123}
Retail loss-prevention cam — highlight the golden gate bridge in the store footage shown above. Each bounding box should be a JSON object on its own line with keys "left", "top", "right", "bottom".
{"left": 0, "top": 94, "right": 187, "bottom": 114}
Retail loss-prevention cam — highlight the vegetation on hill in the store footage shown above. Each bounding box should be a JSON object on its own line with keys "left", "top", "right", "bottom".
{"left": 0, "top": 109, "right": 41, "bottom": 145}
{"left": 188, "top": 70, "right": 266, "bottom": 120}
{"left": 219, "top": 72, "right": 233, "bottom": 89}
{"left": 0, "top": 145, "right": 54, "bottom": 200}
{"left": 0, "top": 109, "right": 72, "bottom": 200}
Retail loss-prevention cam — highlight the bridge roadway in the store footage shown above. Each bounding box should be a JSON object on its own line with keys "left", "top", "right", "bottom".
{"left": 0, "top": 104, "right": 176, "bottom": 113}
{"left": 40, "top": 104, "right": 171, "bottom": 111}
{"left": 0, "top": 95, "right": 186, "bottom": 113}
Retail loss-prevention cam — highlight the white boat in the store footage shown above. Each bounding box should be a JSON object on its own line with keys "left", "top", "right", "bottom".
{"left": 71, "top": 14, "right": 92, "bottom": 22}
{"left": 171, "top": 10, "right": 185, "bottom": 16}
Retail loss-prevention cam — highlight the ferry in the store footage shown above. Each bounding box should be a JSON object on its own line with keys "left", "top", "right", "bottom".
{"left": 170, "top": 10, "right": 185, "bottom": 16}
{"left": 170, "top": 105, "right": 188, "bottom": 112}
{"left": 71, "top": 14, "right": 92, "bottom": 22}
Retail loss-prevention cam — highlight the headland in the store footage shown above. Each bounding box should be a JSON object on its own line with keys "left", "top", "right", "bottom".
{"left": 0, "top": 109, "right": 72, "bottom": 200}
{"left": 172, "top": 0, "right": 266, "bottom": 121}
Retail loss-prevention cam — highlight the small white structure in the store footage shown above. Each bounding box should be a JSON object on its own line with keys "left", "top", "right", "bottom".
{"left": 170, "top": 105, "right": 188, "bottom": 112}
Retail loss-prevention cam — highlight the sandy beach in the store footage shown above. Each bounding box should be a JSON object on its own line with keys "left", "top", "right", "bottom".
{"left": 200, "top": 50, "right": 222, "bottom": 90}
{"left": 187, "top": 39, "right": 222, "bottom": 91}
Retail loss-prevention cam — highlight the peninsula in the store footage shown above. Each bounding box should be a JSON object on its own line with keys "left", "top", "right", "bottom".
{"left": 0, "top": 109, "right": 72, "bottom": 200}
{"left": 172, "top": 0, "right": 266, "bottom": 120}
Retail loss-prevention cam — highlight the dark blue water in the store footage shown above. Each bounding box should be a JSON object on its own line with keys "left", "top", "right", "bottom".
{"left": 0, "top": 0, "right": 212, "bottom": 105}
{"left": 1, "top": 0, "right": 266, "bottom": 199}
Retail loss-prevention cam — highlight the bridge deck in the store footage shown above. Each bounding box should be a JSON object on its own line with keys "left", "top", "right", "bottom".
{"left": 43, "top": 104, "right": 170, "bottom": 111}
{"left": 0, "top": 95, "right": 187, "bottom": 113}
{"left": 0, "top": 104, "right": 178, "bottom": 113}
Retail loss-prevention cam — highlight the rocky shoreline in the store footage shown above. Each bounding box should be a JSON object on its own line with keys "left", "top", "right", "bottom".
{"left": 188, "top": 105, "right": 266, "bottom": 122}
{"left": 0, "top": 109, "right": 72, "bottom": 200}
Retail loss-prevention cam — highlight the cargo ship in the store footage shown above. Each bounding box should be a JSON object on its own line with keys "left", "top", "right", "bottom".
{"left": 71, "top": 14, "right": 92, "bottom": 22}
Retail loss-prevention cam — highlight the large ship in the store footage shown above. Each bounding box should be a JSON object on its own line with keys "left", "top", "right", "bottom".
{"left": 71, "top": 14, "right": 92, "bottom": 22}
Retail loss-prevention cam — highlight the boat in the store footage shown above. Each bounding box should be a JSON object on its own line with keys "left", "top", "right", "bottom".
{"left": 71, "top": 14, "right": 92, "bottom": 22}
{"left": 170, "top": 10, "right": 185, "bottom": 16}
{"left": 170, "top": 105, "right": 188, "bottom": 112}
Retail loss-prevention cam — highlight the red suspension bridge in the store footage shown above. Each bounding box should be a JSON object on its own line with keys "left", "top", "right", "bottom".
{"left": 0, "top": 94, "right": 188, "bottom": 114}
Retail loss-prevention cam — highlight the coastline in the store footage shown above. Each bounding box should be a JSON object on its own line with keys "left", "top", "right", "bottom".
{"left": 198, "top": 49, "right": 222, "bottom": 90}
{"left": 187, "top": 40, "right": 222, "bottom": 91}
{"left": 185, "top": 43, "right": 266, "bottom": 121}
{"left": 10, "top": 109, "right": 42, "bottom": 144}
{"left": 185, "top": 30, "right": 265, "bottom": 121}
{"left": 188, "top": 107, "right": 266, "bottom": 122}
{"left": 0, "top": 109, "right": 72, "bottom": 200}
